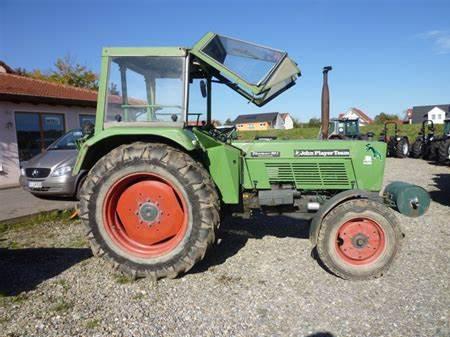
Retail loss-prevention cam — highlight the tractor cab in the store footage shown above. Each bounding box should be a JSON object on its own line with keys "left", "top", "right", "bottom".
{"left": 323, "top": 118, "right": 361, "bottom": 140}
{"left": 443, "top": 119, "right": 450, "bottom": 136}
{"left": 95, "top": 33, "right": 300, "bottom": 136}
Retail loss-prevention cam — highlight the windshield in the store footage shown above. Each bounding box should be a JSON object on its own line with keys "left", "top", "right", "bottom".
{"left": 201, "top": 35, "right": 285, "bottom": 86}
{"left": 106, "top": 56, "right": 186, "bottom": 125}
{"left": 47, "top": 129, "right": 83, "bottom": 150}
{"left": 345, "top": 120, "right": 359, "bottom": 136}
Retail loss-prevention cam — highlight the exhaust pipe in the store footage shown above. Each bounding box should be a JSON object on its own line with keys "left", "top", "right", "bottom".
{"left": 321, "top": 66, "right": 332, "bottom": 140}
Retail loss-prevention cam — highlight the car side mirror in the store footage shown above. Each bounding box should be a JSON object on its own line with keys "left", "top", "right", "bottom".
{"left": 200, "top": 80, "right": 207, "bottom": 98}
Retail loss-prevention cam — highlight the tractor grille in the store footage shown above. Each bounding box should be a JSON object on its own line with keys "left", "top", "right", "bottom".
{"left": 25, "top": 168, "right": 51, "bottom": 178}
{"left": 265, "top": 162, "right": 350, "bottom": 188}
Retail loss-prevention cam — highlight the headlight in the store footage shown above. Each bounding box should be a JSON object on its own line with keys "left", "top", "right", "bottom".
{"left": 20, "top": 168, "right": 26, "bottom": 176}
{"left": 51, "top": 166, "right": 72, "bottom": 177}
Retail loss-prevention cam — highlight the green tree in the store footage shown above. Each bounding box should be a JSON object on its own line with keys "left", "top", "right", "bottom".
{"left": 374, "top": 112, "right": 399, "bottom": 124}
{"left": 15, "top": 55, "right": 99, "bottom": 90}
{"left": 224, "top": 118, "right": 233, "bottom": 125}
{"left": 308, "top": 117, "right": 321, "bottom": 126}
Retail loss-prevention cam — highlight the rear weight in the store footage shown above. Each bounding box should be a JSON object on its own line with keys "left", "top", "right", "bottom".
{"left": 383, "top": 181, "right": 430, "bottom": 217}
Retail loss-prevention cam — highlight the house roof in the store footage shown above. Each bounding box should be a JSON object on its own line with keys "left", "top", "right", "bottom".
{"left": 280, "top": 113, "right": 291, "bottom": 120}
{"left": 339, "top": 108, "right": 373, "bottom": 123}
{"left": 0, "top": 72, "right": 98, "bottom": 107}
{"left": 410, "top": 104, "right": 450, "bottom": 123}
{"left": 233, "top": 112, "right": 279, "bottom": 124}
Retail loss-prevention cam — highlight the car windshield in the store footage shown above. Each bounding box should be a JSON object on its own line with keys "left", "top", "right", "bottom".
{"left": 201, "top": 34, "right": 285, "bottom": 85}
{"left": 47, "top": 130, "right": 83, "bottom": 150}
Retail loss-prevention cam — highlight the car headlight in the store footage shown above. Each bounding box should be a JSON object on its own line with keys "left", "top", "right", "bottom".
{"left": 51, "top": 166, "right": 72, "bottom": 177}
{"left": 20, "top": 168, "right": 26, "bottom": 176}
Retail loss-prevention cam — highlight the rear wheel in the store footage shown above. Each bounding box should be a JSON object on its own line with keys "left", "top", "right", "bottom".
{"left": 427, "top": 141, "right": 439, "bottom": 161}
{"left": 395, "top": 137, "right": 409, "bottom": 158}
{"left": 438, "top": 139, "right": 450, "bottom": 163}
{"left": 316, "top": 199, "right": 402, "bottom": 280}
{"left": 79, "top": 142, "right": 220, "bottom": 279}
{"left": 411, "top": 139, "right": 423, "bottom": 158}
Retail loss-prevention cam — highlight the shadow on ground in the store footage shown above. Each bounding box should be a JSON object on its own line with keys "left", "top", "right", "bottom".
{"left": 429, "top": 173, "right": 450, "bottom": 206}
{"left": 0, "top": 248, "right": 91, "bottom": 296}
{"left": 191, "top": 213, "right": 311, "bottom": 274}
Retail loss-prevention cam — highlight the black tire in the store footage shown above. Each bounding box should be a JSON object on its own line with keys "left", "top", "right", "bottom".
{"left": 75, "top": 174, "right": 87, "bottom": 201}
{"left": 427, "top": 141, "right": 439, "bottom": 161}
{"left": 316, "top": 199, "right": 402, "bottom": 280}
{"left": 411, "top": 139, "right": 423, "bottom": 158}
{"left": 395, "top": 137, "right": 409, "bottom": 158}
{"left": 438, "top": 139, "right": 450, "bottom": 164}
{"left": 386, "top": 139, "right": 396, "bottom": 157}
{"left": 79, "top": 142, "right": 220, "bottom": 280}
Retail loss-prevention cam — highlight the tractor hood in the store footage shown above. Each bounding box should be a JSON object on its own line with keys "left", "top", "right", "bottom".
{"left": 191, "top": 33, "right": 301, "bottom": 106}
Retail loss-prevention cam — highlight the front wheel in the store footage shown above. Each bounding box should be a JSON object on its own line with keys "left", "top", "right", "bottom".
{"left": 395, "top": 137, "right": 409, "bottom": 158}
{"left": 411, "top": 140, "right": 423, "bottom": 158}
{"left": 438, "top": 139, "right": 450, "bottom": 164}
{"left": 316, "top": 199, "right": 402, "bottom": 280}
{"left": 79, "top": 142, "right": 220, "bottom": 279}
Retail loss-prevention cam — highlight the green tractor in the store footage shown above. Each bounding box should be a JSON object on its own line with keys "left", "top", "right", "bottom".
{"left": 378, "top": 121, "right": 410, "bottom": 158}
{"left": 411, "top": 120, "right": 435, "bottom": 159}
{"left": 74, "top": 33, "right": 429, "bottom": 281}
{"left": 325, "top": 118, "right": 363, "bottom": 140}
{"left": 320, "top": 117, "right": 374, "bottom": 140}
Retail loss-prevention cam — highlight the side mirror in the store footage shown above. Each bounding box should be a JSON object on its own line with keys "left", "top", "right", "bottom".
{"left": 82, "top": 121, "right": 95, "bottom": 136}
{"left": 200, "top": 80, "right": 207, "bottom": 98}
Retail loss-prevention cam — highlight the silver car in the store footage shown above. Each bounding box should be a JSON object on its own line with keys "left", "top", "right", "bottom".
{"left": 20, "top": 129, "right": 87, "bottom": 200}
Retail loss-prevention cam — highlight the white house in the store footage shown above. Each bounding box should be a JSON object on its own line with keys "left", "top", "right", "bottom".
{"left": 410, "top": 104, "right": 450, "bottom": 124}
{"left": 279, "top": 113, "right": 294, "bottom": 129}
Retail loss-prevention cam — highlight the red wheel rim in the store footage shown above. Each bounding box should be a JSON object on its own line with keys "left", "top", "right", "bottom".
{"left": 103, "top": 172, "right": 188, "bottom": 258}
{"left": 335, "top": 217, "right": 385, "bottom": 265}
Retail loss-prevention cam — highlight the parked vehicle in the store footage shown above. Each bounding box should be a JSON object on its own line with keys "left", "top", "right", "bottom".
{"left": 411, "top": 120, "right": 435, "bottom": 159}
{"left": 20, "top": 129, "right": 87, "bottom": 200}
{"left": 74, "top": 32, "right": 429, "bottom": 281}
{"left": 378, "top": 121, "right": 409, "bottom": 158}
{"left": 437, "top": 119, "right": 450, "bottom": 164}
{"left": 320, "top": 118, "right": 374, "bottom": 140}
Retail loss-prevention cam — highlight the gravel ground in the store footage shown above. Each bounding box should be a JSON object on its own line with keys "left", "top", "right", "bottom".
{"left": 0, "top": 158, "right": 449, "bottom": 337}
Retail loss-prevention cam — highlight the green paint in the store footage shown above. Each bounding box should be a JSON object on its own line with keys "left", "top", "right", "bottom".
{"left": 75, "top": 32, "right": 389, "bottom": 208}
{"left": 193, "top": 129, "right": 241, "bottom": 204}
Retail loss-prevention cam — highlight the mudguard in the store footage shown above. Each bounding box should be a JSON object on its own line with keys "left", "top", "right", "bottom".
{"left": 309, "top": 189, "right": 380, "bottom": 245}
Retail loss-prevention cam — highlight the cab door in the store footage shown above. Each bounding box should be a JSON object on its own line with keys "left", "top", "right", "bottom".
{"left": 190, "top": 33, "right": 301, "bottom": 107}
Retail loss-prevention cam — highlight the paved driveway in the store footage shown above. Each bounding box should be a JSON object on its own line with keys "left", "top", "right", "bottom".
{"left": 0, "top": 188, "right": 77, "bottom": 222}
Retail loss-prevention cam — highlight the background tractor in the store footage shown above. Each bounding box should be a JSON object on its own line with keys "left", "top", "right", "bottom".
{"left": 434, "top": 118, "right": 450, "bottom": 164}
{"left": 74, "top": 33, "right": 429, "bottom": 281}
{"left": 320, "top": 117, "right": 374, "bottom": 140}
{"left": 411, "top": 120, "right": 435, "bottom": 159}
{"left": 378, "top": 121, "right": 409, "bottom": 158}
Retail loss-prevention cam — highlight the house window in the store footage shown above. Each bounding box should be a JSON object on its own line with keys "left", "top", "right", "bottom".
{"left": 248, "top": 123, "right": 254, "bottom": 129}
{"left": 15, "top": 112, "right": 65, "bottom": 162}
{"left": 259, "top": 123, "right": 265, "bottom": 127}
{"left": 432, "top": 114, "right": 436, "bottom": 120}
{"left": 79, "top": 114, "right": 96, "bottom": 128}
{"left": 437, "top": 114, "right": 441, "bottom": 120}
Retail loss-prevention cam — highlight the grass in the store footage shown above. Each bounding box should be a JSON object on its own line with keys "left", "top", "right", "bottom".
{"left": 85, "top": 319, "right": 100, "bottom": 329}
{"left": 236, "top": 123, "right": 445, "bottom": 141}
{"left": 51, "top": 299, "right": 73, "bottom": 313}
{"left": 114, "top": 274, "right": 134, "bottom": 284}
{"left": 0, "top": 209, "right": 75, "bottom": 235}
{"left": 55, "top": 279, "right": 70, "bottom": 292}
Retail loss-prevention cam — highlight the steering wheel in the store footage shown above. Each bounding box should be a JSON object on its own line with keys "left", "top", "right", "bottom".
{"left": 208, "top": 126, "right": 236, "bottom": 142}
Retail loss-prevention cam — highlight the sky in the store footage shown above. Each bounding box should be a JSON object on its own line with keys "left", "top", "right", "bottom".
{"left": 1, "top": 0, "right": 449, "bottom": 122}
